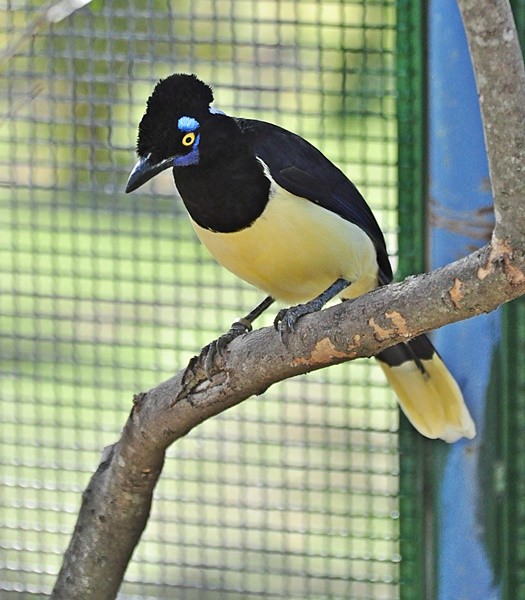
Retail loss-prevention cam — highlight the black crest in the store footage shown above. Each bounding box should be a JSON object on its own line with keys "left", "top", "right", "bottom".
{"left": 137, "top": 74, "right": 214, "bottom": 158}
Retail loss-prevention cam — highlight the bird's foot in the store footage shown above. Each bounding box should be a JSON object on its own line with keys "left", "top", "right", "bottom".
{"left": 273, "top": 298, "right": 325, "bottom": 341}
{"left": 175, "top": 319, "right": 252, "bottom": 405}
{"left": 203, "top": 319, "right": 252, "bottom": 379}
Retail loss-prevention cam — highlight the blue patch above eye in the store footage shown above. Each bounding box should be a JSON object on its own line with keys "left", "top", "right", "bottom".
{"left": 178, "top": 116, "right": 199, "bottom": 132}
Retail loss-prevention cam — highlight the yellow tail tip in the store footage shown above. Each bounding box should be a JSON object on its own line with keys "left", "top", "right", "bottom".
{"left": 437, "top": 411, "right": 476, "bottom": 443}
{"left": 377, "top": 357, "right": 476, "bottom": 443}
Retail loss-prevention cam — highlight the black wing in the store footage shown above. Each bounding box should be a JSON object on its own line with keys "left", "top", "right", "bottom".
{"left": 235, "top": 118, "right": 393, "bottom": 283}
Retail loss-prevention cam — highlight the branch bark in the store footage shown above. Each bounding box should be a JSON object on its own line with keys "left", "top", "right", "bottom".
{"left": 51, "top": 1, "right": 525, "bottom": 598}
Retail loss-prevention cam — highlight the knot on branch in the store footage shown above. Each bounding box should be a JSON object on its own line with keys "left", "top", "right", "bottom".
{"left": 477, "top": 237, "right": 525, "bottom": 288}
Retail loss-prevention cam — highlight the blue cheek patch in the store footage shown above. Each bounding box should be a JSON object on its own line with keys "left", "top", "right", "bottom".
{"left": 173, "top": 133, "right": 200, "bottom": 167}
{"left": 178, "top": 116, "right": 199, "bottom": 132}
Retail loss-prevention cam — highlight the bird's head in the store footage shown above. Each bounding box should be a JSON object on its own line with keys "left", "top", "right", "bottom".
{"left": 126, "top": 73, "right": 224, "bottom": 193}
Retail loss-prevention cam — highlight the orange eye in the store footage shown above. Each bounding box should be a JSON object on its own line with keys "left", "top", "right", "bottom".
{"left": 182, "top": 132, "right": 195, "bottom": 146}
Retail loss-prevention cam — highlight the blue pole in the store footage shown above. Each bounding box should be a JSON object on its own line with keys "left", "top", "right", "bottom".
{"left": 428, "top": 1, "right": 501, "bottom": 598}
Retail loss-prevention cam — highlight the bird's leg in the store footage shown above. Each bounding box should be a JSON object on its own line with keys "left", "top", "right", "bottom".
{"left": 203, "top": 295, "right": 275, "bottom": 378}
{"left": 274, "top": 278, "right": 351, "bottom": 340}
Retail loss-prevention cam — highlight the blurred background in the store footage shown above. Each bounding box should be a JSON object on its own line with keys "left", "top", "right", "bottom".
{"left": 1, "top": 1, "right": 523, "bottom": 599}
{"left": 1, "top": 2, "right": 400, "bottom": 598}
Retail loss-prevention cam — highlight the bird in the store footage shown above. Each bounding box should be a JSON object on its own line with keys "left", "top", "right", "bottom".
{"left": 126, "top": 73, "right": 475, "bottom": 443}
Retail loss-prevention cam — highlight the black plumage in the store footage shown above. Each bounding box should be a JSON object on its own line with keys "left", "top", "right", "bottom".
{"left": 234, "top": 117, "right": 393, "bottom": 283}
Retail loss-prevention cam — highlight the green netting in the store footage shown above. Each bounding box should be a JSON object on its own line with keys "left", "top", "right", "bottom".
{"left": 395, "top": 2, "right": 427, "bottom": 598}
{"left": 1, "top": 1, "right": 399, "bottom": 598}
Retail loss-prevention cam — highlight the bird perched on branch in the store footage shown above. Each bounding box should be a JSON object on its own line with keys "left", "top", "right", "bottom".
{"left": 126, "top": 73, "right": 475, "bottom": 443}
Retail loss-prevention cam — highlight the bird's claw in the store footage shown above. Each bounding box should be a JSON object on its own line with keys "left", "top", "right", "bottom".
{"left": 176, "top": 319, "right": 252, "bottom": 403}
{"left": 274, "top": 302, "right": 321, "bottom": 342}
{"left": 203, "top": 319, "right": 252, "bottom": 379}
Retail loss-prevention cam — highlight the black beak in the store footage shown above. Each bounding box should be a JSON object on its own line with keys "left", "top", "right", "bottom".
{"left": 125, "top": 153, "right": 174, "bottom": 193}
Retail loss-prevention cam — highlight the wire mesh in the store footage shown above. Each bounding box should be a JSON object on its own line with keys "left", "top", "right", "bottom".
{"left": 1, "top": 1, "right": 399, "bottom": 598}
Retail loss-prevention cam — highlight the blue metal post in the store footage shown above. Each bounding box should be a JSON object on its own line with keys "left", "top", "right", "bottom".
{"left": 428, "top": 0, "right": 502, "bottom": 598}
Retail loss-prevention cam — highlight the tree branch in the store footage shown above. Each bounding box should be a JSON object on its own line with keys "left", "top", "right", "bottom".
{"left": 457, "top": 0, "right": 525, "bottom": 244}
{"left": 51, "top": 1, "right": 525, "bottom": 598}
